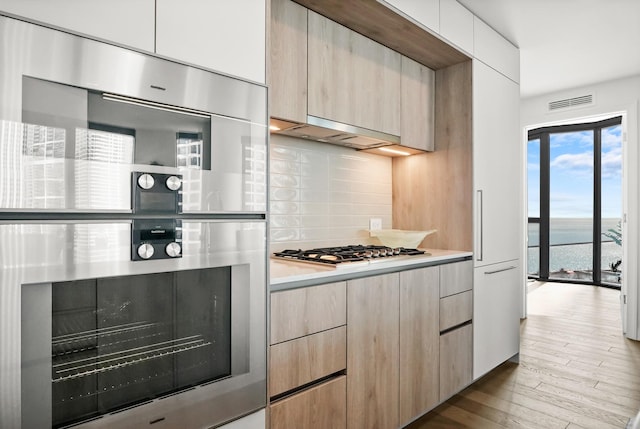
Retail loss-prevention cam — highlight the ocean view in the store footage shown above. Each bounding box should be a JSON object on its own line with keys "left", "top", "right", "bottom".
{"left": 528, "top": 217, "right": 622, "bottom": 280}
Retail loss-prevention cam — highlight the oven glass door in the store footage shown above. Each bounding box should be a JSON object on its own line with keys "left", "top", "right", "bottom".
{"left": 50, "top": 268, "right": 232, "bottom": 427}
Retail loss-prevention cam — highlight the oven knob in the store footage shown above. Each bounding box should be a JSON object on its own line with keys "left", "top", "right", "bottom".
{"left": 137, "top": 173, "right": 155, "bottom": 190}
{"left": 137, "top": 243, "right": 155, "bottom": 259}
{"left": 165, "top": 242, "right": 182, "bottom": 258}
{"left": 165, "top": 175, "right": 182, "bottom": 191}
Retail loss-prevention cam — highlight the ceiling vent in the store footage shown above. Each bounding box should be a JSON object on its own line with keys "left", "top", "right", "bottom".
{"left": 548, "top": 94, "right": 594, "bottom": 111}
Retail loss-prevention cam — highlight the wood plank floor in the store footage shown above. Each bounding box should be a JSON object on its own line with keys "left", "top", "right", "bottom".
{"left": 408, "top": 282, "right": 640, "bottom": 429}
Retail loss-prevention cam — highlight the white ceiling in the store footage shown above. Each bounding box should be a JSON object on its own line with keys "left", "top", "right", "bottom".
{"left": 457, "top": 0, "right": 640, "bottom": 98}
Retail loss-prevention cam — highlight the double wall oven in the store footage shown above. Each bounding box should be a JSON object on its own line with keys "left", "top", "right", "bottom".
{"left": 0, "top": 14, "right": 267, "bottom": 429}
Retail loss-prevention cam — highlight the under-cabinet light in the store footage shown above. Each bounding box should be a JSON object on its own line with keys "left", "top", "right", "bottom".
{"left": 102, "top": 93, "right": 211, "bottom": 119}
{"left": 269, "top": 124, "right": 281, "bottom": 131}
{"left": 378, "top": 147, "right": 411, "bottom": 156}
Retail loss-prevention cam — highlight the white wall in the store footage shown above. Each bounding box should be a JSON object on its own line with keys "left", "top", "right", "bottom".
{"left": 270, "top": 135, "right": 393, "bottom": 253}
{"left": 520, "top": 74, "right": 640, "bottom": 340}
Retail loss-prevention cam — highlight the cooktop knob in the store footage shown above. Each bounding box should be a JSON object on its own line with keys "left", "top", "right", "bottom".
{"left": 137, "top": 173, "right": 155, "bottom": 190}
{"left": 165, "top": 175, "right": 182, "bottom": 191}
{"left": 165, "top": 242, "right": 182, "bottom": 258}
{"left": 137, "top": 243, "right": 155, "bottom": 259}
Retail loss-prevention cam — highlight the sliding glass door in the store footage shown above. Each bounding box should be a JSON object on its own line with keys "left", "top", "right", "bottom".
{"left": 527, "top": 116, "right": 622, "bottom": 288}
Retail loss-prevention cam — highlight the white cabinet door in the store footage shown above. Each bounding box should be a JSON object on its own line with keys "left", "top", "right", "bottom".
{"left": 380, "top": 0, "right": 439, "bottom": 33}
{"left": 439, "top": 0, "right": 473, "bottom": 54}
{"left": 0, "top": 0, "right": 155, "bottom": 51}
{"left": 473, "top": 17, "right": 519, "bottom": 83}
{"left": 473, "top": 59, "right": 520, "bottom": 268}
{"left": 156, "top": 0, "right": 266, "bottom": 83}
{"left": 473, "top": 261, "right": 520, "bottom": 380}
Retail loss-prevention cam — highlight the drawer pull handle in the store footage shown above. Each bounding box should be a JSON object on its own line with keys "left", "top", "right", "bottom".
{"left": 484, "top": 266, "right": 517, "bottom": 275}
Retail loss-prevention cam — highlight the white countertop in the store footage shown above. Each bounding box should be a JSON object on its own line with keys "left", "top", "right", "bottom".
{"left": 270, "top": 248, "right": 472, "bottom": 290}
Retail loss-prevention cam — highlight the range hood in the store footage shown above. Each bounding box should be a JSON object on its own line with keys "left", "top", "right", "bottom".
{"left": 270, "top": 115, "right": 424, "bottom": 156}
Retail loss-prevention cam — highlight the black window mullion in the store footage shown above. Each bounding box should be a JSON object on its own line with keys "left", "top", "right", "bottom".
{"left": 539, "top": 133, "right": 550, "bottom": 280}
{"left": 593, "top": 127, "right": 602, "bottom": 284}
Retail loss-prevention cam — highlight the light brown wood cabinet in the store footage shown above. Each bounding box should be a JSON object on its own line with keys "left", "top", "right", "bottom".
{"left": 271, "top": 261, "right": 472, "bottom": 428}
{"left": 269, "top": 326, "right": 346, "bottom": 397}
{"left": 438, "top": 261, "right": 474, "bottom": 401}
{"left": 347, "top": 273, "right": 400, "bottom": 429}
{"left": 307, "top": 11, "right": 402, "bottom": 136}
{"left": 439, "top": 323, "right": 473, "bottom": 401}
{"left": 270, "top": 375, "right": 347, "bottom": 429}
{"left": 269, "top": 282, "right": 347, "bottom": 428}
{"left": 401, "top": 56, "right": 435, "bottom": 151}
{"left": 440, "top": 260, "right": 473, "bottom": 298}
{"left": 269, "top": 0, "right": 307, "bottom": 122}
{"left": 399, "top": 267, "right": 440, "bottom": 425}
{"left": 439, "top": 290, "right": 472, "bottom": 331}
{"left": 269, "top": 0, "right": 439, "bottom": 152}
{"left": 270, "top": 281, "right": 346, "bottom": 344}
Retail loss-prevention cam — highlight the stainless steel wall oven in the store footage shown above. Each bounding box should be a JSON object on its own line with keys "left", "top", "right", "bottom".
{"left": 0, "top": 14, "right": 267, "bottom": 429}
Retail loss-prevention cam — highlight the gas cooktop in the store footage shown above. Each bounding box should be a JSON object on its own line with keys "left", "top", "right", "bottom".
{"left": 272, "top": 245, "right": 428, "bottom": 268}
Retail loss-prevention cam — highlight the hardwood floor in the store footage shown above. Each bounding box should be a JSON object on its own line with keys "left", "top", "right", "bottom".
{"left": 408, "top": 282, "right": 640, "bottom": 429}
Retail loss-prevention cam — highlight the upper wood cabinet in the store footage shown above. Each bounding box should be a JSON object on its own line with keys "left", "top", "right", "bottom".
{"left": 308, "top": 11, "right": 402, "bottom": 136}
{"left": 156, "top": 0, "right": 266, "bottom": 84}
{"left": 270, "top": 0, "right": 308, "bottom": 122}
{"left": 0, "top": 0, "right": 155, "bottom": 51}
{"left": 347, "top": 274, "right": 400, "bottom": 429}
{"left": 401, "top": 56, "right": 435, "bottom": 151}
{"left": 399, "top": 267, "right": 440, "bottom": 425}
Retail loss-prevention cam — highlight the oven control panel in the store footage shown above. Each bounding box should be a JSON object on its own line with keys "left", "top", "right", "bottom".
{"left": 131, "top": 219, "right": 182, "bottom": 261}
{"left": 132, "top": 172, "right": 182, "bottom": 214}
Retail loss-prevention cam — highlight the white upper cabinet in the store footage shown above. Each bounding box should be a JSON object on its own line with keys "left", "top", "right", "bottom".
{"left": 379, "top": 0, "right": 439, "bottom": 33}
{"left": 439, "top": 0, "right": 473, "bottom": 55}
{"left": 156, "top": 0, "right": 266, "bottom": 84}
{"left": 473, "top": 17, "right": 519, "bottom": 83}
{"left": 0, "top": 0, "right": 155, "bottom": 51}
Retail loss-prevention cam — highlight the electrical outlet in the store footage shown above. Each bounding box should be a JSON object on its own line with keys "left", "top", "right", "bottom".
{"left": 369, "top": 218, "right": 382, "bottom": 231}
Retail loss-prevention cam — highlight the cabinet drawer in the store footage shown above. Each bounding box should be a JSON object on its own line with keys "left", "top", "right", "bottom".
{"left": 440, "top": 260, "right": 473, "bottom": 297}
{"left": 440, "top": 323, "right": 472, "bottom": 401}
{"left": 439, "top": 290, "right": 472, "bottom": 331}
{"left": 271, "top": 281, "right": 346, "bottom": 344}
{"left": 270, "top": 375, "right": 346, "bottom": 429}
{"left": 269, "top": 326, "right": 346, "bottom": 397}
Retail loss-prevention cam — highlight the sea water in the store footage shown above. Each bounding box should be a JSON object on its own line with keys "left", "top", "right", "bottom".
{"left": 527, "top": 218, "right": 622, "bottom": 276}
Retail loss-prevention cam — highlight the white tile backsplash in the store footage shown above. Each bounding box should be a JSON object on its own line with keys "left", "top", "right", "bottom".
{"left": 269, "top": 135, "right": 392, "bottom": 252}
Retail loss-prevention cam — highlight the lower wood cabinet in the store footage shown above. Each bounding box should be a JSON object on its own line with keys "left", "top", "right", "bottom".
{"left": 347, "top": 273, "right": 400, "bottom": 429}
{"left": 270, "top": 260, "right": 473, "bottom": 428}
{"left": 270, "top": 376, "right": 346, "bottom": 429}
{"left": 439, "top": 323, "right": 473, "bottom": 401}
{"left": 270, "top": 281, "right": 346, "bottom": 344}
{"left": 439, "top": 290, "right": 473, "bottom": 331}
{"left": 269, "top": 326, "right": 346, "bottom": 397}
{"left": 399, "top": 267, "right": 440, "bottom": 425}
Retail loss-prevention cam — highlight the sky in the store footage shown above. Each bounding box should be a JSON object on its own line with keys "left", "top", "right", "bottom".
{"left": 528, "top": 124, "right": 622, "bottom": 219}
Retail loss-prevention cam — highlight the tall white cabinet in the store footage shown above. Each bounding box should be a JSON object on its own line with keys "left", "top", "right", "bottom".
{"left": 472, "top": 53, "right": 521, "bottom": 378}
